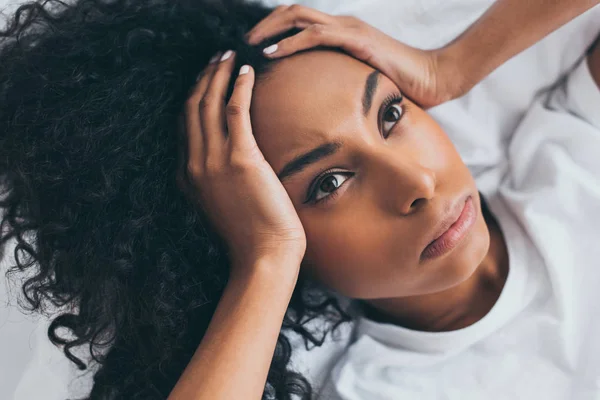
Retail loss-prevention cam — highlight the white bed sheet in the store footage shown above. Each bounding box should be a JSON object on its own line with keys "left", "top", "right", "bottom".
{"left": 1, "top": 0, "right": 599, "bottom": 399}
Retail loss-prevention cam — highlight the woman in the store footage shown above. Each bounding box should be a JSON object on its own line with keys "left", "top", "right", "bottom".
{"left": 0, "top": 0, "right": 598, "bottom": 399}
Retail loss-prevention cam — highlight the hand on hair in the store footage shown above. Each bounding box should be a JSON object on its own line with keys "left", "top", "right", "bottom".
{"left": 246, "top": 5, "right": 463, "bottom": 109}
{"left": 176, "top": 51, "right": 306, "bottom": 276}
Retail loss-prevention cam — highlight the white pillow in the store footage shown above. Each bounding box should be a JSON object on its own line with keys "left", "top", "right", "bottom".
{"left": 1, "top": 1, "right": 599, "bottom": 399}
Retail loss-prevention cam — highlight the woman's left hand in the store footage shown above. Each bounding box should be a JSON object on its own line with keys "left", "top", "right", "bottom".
{"left": 246, "top": 5, "right": 463, "bottom": 109}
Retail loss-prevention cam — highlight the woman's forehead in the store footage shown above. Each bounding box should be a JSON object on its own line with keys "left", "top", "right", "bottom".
{"left": 250, "top": 50, "right": 378, "bottom": 172}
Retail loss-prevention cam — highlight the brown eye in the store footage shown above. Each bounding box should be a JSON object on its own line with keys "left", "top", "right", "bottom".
{"left": 311, "top": 173, "right": 350, "bottom": 202}
{"left": 382, "top": 104, "right": 404, "bottom": 136}
{"left": 320, "top": 175, "right": 339, "bottom": 192}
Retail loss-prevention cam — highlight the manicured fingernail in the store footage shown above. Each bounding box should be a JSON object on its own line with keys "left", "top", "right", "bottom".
{"left": 220, "top": 50, "right": 233, "bottom": 62}
{"left": 209, "top": 52, "right": 221, "bottom": 64}
{"left": 263, "top": 44, "right": 278, "bottom": 55}
{"left": 239, "top": 65, "right": 250, "bottom": 75}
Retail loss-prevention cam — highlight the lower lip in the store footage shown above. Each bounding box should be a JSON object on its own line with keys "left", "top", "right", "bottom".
{"left": 421, "top": 196, "right": 477, "bottom": 261}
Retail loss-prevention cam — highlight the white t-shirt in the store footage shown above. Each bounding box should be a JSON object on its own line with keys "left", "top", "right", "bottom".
{"left": 322, "top": 56, "right": 600, "bottom": 400}
{"left": 2, "top": 2, "right": 599, "bottom": 399}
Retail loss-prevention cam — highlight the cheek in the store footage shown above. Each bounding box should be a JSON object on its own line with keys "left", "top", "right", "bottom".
{"left": 300, "top": 211, "right": 379, "bottom": 295}
{"left": 409, "top": 116, "right": 463, "bottom": 171}
{"left": 299, "top": 209, "right": 419, "bottom": 298}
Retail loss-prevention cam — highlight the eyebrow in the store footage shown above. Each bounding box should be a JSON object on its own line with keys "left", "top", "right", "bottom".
{"left": 276, "top": 70, "right": 381, "bottom": 183}
{"left": 362, "top": 70, "right": 380, "bottom": 116}
{"left": 277, "top": 140, "right": 343, "bottom": 183}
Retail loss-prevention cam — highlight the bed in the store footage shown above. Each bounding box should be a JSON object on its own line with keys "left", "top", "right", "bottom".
{"left": 1, "top": 0, "right": 599, "bottom": 398}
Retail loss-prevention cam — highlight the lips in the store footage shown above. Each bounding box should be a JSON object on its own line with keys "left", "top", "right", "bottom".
{"left": 420, "top": 195, "right": 477, "bottom": 261}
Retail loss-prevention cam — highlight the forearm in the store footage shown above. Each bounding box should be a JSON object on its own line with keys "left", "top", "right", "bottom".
{"left": 443, "top": 0, "right": 599, "bottom": 93}
{"left": 168, "top": 258, "right": 299, "bottom": 400}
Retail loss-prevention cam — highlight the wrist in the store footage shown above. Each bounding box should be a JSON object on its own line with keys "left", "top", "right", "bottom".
{"left": 229, "top": 252, "right": 301, "bottom": 288}
{"left": 434, "top": 43, "right": 479, "bottom": 101}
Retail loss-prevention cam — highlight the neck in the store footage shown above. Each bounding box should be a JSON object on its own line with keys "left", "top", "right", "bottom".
{"left": 363, "top": 207, "right": 509, "bottom": 332}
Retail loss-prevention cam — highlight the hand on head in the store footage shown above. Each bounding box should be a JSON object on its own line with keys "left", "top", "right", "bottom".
{"left": 245, "top": 4, "right": 465, "bottom": 109}
{"left": 177, "top": 51, "right": 306, "bottom": 277}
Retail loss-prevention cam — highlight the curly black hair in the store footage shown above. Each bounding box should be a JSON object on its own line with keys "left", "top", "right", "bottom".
{"left": 0, "top": 0, "right": 352, "bottom": 398}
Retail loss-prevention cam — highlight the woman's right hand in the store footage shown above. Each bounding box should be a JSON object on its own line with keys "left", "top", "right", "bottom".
{"left": 177, "top": 52, "right": 306, "bottom": 278}
{"left": 246, "top": 5, "right": 463, "bottom": 109}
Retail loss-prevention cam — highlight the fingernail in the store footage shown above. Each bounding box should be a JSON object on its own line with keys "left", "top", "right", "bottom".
{"left": 239, "top": 65, "right": 250, "bottom": 75}
{"left": 209, "top": 52, "right": 221, "bottom": 64}
{"left": 220, "top": 50, "right": 233, "bottom": 62}
{"left": 263, "top": 44, "right": 278, "bottom": 55}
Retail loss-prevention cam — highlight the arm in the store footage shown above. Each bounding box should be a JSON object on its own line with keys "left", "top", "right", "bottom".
{"left": 168, "top": 257, "right": 298, "bottom": 400}
{"left": 445, "top": 0, "right": 600, "bottom": 94}
{"left": 170, "top": 53, "right": 306, "bottom": 398}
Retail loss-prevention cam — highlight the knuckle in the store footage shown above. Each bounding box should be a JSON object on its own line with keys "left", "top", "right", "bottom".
{"left": 229, "top": 150, "right": 262, "bottom": 172}
{"left": 226, "top": 102, "right": 245, "bottom": 117}
{"left": 186, "top": 162, "right": 202, "bottom": 180}
{"left": 287, "top": 4, "right": 303, "bottom": 13}
{"left": 228, "top": 153, "right": 251, "bottom": 172}
{"left": 288, "top": 5, "right": 306, "bottom": 27}
{"left": 198, "top": 96, "right": 213, "bottom": 112}
{"left": 356, "top": 40, "right": 375, "bottom": 61}
{"left": 309, "top": 24, "right": 327, "bottom": 36}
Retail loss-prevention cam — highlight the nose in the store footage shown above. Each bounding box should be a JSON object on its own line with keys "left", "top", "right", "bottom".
{"left": 377, "top": 152, "right": 436, "bottom": 216}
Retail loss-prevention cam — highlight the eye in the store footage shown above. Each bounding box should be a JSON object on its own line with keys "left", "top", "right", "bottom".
{"left": 304, "top": 171, "right": 352, "bottom": 204}
{"left": 378, "top": 92, "right": 404, "bottom": 138}
{"left": 382, "top": 103, "right": 404, "bottom": 137}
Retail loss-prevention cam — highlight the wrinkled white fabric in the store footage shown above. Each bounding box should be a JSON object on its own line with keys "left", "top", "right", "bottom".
{"left": 1, "top": 1, "right": 599, "bottom": 399}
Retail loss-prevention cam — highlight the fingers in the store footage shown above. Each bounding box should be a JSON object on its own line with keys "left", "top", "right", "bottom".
{"left": 246, "top": 4, "right": 332, "bottom": 46}
{"left": 247, "top": 5, "right": 373, "bottom": 62}
{"left": 182, "top": 50, "right": 262, "bottom": 201}
{"left": 262, "top": 24, "right": 373, "bottom": 62}
{"left": 226, "top": 65, "right": 260, "bottom": 155}
{"left": 182, "top": 49, "right": 239, "bottom": 185}
{"left": 200, "top": 50, "right": 237, "bottom": 155}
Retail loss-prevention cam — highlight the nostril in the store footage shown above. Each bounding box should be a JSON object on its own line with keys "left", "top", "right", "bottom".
{"left": 410, "top": 198, "right": 426, "bottom": 211}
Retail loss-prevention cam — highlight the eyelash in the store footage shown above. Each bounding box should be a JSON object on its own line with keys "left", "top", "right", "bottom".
{"left": 379, "top": 92, "right": 404, "bottom": 138}
{"left": 303, "top": 168, "right": 353, "bottom": 206}
{"left": 303, "top": 93, "right": 405, "bottom": 205}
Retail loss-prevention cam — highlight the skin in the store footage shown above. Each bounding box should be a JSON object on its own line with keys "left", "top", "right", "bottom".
{"left": 249, "top": 50, "right": 509, "bottom": 332}
{"left": 170, "top": 3, "right": 597, "bottom": 396}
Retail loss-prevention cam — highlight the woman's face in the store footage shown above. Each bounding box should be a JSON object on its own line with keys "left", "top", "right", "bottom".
{"left": 250, "top": 50, "right": 490, "bottom": 299}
